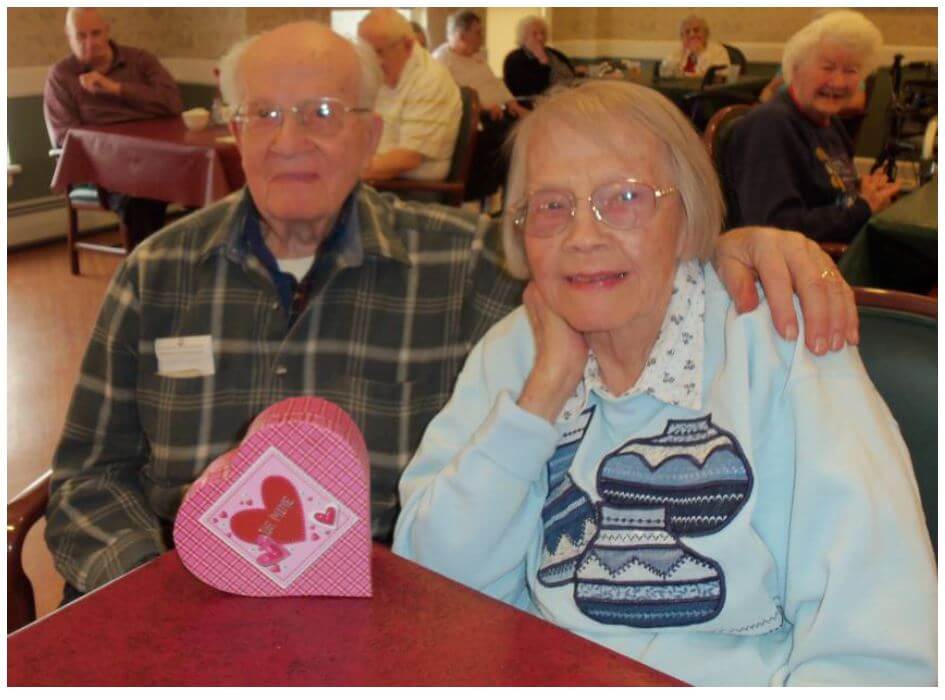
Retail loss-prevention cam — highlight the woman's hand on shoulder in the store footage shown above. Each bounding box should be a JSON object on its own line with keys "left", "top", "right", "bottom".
{"left": 518, "top": 282, "right": 588, "bottom": 423}
{"left": 714, "top": 227, "right": 858, "bottom": 355}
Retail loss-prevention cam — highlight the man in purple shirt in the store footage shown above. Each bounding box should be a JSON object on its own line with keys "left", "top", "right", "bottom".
{"left": 44, "top": 8, "right": 183, "bottom": 246}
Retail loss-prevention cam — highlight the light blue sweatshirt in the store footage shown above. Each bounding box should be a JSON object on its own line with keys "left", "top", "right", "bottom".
{"left": 393, "top": 264, "right": 936, "bottom": 686}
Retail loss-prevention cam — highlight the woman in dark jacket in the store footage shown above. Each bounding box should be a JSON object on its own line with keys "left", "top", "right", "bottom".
{"left": 503, "top": 15, "right": 577, "bottom": 105}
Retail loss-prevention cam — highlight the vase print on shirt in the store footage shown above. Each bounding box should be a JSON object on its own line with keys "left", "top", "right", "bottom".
{"left": 538, "top": 408, "right": 598, "bottom": 586}
{"left": 539, "top": 414, "right": 754, "bottom": 628}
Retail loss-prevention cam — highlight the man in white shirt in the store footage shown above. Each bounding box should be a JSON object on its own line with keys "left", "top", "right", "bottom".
{"left": 432, "top": 11, "right": 527, "bottom": 121}
{"left": 659, "top": 15, "right": 730, "bottom": 78}
{"left": 431, "top": 10, "right": 528, "bottom": 201}
{"left": 359, "top": 9, "right": 461, "bottom": 181}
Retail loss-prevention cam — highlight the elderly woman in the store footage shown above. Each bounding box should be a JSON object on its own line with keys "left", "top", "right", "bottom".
{"left": 726, "top": 11, "right": 899, "bottom": 243}
{"left": 392, "top": 80, "right": 935, "bottom": 686}
{"left": 660, "top": 14, "right": 730, "bottom": 78}
{"left": 503, "top": 15, "right": 579, "bottom": 104}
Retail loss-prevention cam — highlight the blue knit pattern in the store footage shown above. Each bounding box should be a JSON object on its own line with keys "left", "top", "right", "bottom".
{"left": 598, "top": 416, "right": 752, "bottom": 536}
{"left": 572, "top": 416, "right": 752, "bottom": 628}
{"left": 538, "top": 408, "right": 597, "bottom": 587}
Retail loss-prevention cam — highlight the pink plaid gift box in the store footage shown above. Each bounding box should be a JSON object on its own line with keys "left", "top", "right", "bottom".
{"left": 174, "top": 396, "right": 372, "bottom": 597}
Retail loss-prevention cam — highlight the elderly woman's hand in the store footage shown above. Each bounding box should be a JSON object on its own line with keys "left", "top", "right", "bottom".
{"left": 713, "top": 227, "right": 858, "bottom": 355}
{"left": 860, "top": 171, "right": 901, "bottom": 214}
{"left": 518, "top": 282, "right": 588, "bottom": 424}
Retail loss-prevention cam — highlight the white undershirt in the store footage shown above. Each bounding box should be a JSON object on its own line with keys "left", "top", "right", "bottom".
{"left": 276, "top": 255, "right": 315, "bottom": 281}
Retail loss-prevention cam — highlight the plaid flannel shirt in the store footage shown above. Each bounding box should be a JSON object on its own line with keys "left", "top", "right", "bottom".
{"left": 46, "top": 185, "right": 524, "bottom": 593}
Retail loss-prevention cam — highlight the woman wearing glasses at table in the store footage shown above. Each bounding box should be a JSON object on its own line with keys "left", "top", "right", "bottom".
{"left": 392, "top": 81, "right": 935, "bottom": 686}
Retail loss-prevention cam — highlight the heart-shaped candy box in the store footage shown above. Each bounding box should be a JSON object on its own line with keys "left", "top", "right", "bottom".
{"left": 174, "top": 396, "right": 372, "bottom": 597}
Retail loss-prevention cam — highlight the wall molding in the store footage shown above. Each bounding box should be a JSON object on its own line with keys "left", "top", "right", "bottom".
{"left": 555, "top": 39, "right": 939, "bottom": 66}
{"left": 7, "top": 195, "right": 118, "bottom": 248}
{"left": 8, "top": 57, "right": 218, "bottom": 98}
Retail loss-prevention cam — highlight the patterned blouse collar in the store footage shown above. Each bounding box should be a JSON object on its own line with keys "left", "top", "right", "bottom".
{"left": 557, "top": 260, "right": 706, "bottom": 423}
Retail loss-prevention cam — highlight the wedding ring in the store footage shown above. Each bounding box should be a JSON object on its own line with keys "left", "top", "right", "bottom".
{"left": 820, "top": 267, "right": 839, "bottom": 281}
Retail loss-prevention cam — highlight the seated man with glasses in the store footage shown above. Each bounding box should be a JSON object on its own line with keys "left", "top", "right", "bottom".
{"left": 358, "top": 8, "right": 462, "bottom": 181}
{"left": 45, "top": 21, "right": 860, "bottom": 603}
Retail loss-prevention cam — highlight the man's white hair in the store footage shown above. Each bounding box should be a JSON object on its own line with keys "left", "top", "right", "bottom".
{"left": 782, "top": 10, "right": 883, "bottom": 84}
{"left": 358, "top": 8, "right": 413, "bottom": 42}
{"left": 65, "top": 7, "right": 104, "bottom": 30}
{"left": 679, "top": 14, "right": 710, "bottom": 38}
{"left": 217, "top": 28, "right": 380, "bottom": 111}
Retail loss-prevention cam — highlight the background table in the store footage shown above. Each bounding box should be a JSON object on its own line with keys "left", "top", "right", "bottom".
{"left": 645, "top": 73, "right": 770, "bottom": 106}
{"left": 8, "top": 544, "right": 684, "bottom": 686}
{"left": 50, "top": 117, "right": 245, "bottom": 208}
{"left": 839, "top": 175, "right": 938, "bottom": 293}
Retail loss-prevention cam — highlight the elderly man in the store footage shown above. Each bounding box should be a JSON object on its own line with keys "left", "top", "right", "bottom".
{"left": 433, "top": 10, "right": 528, "bottom": 201}
{"left": 44, "top": 8, "right": 183, "bottom": 246}
{"left": 45, "top": 21, "right": 857, "bottom": 602}
{"left": 358, "top": 9, "right": 461, "bottom": 181}
{"left": 659, "top": 15, "right": 730, "bottom": 78}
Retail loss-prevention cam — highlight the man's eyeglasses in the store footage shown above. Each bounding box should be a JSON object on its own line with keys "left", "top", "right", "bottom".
{"left": 232, "top": 97, "right": 371, "bottom": 138}
{"left": 512, "top": 179, "right": 679, "bottom": 238}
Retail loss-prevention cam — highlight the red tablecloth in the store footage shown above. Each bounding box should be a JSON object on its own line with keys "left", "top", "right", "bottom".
{"left": 50, "top": 117, "right": 245, "bottom": 208}
{"left": 8, "top": 544, "right": 684, "bottom": 686}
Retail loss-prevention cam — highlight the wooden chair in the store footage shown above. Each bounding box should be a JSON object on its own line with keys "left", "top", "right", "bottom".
{"left": 367, "top": 86, "right": 480, "bottom": 207}
{"left": 50, "top": 148, "right": 132, "bottom": 275}
{"left": 853, "top": 287, "right": 937, "bottom": 553}
{"left": 7, "top": 470, "right": 52, "bottom": 633}
{"left": 703, "top": 103, "right": 753, "bottom": 167}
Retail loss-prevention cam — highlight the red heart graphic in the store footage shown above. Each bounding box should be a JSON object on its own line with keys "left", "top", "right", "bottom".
{"left": 230, "top": 476, "right": 305, "bottom": 544}
{"left": 314, "top": 506, "right": 337, "bottom": 526}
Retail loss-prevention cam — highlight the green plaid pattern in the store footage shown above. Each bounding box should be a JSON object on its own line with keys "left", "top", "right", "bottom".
{"left": 46, "top": 186, "right": 524, "bottom": 592}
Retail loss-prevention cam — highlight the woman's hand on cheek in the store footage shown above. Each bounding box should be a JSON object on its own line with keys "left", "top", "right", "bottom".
{"left": 517, "top": 282, "right": 588, "bottom": 424}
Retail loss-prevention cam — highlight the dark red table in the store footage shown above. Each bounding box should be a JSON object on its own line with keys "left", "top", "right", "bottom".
{"left": 50, "top": 116, "right": 245, "bottom": 208}
{"left": 8, "top": 545, "right": 683, "bottom": 686}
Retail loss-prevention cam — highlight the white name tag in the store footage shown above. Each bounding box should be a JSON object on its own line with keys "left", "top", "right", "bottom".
{"left": 155, "top": 335, "right": 215, "bottom": 378}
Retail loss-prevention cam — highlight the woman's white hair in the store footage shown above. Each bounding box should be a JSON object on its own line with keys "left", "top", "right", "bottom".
{"left": 782, "top": 10, "right": 883, "bottom": 84}
{"left": 501, "top": 80, "right": 723, "bottom": 280}
{"left": 217, "top": 29, "right": 380, "bottom": 111}
{"left": 515, "top": 14, "right": 548, "bottom": 46}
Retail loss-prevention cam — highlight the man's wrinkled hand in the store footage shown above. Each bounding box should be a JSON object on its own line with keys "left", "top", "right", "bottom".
{"left": 714, "top": 227, "right": 858, "bottom": 355}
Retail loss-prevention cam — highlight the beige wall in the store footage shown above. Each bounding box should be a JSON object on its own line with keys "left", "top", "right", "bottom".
{"left": 9, "top": 6, "right": 936, "bottom": 70}
{"left": 8, "top": 7, "right": 247, "bottom": 66}
{"left": 549, "top": 7, "right": 937, "bottom": 48}
{"left": 7, "top": 7, "right": 345, "bottom": 68}
{"left": 7, "top": 7, "right": 470, "bottom": 68}
{"left": 245, "top": 7, "right": 331, "bottom": 36}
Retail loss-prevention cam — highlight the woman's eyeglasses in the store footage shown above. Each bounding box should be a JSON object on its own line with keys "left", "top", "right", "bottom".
{"left": 232, "top": 97, "right": 371, "bottom": 138}
{"left": 513, "top": 179, "right": 679, "bottom": 238}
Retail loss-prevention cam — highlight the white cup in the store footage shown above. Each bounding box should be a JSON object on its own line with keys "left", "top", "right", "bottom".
{"left": 182, "top": 108, "right": 211, "bottom": 131}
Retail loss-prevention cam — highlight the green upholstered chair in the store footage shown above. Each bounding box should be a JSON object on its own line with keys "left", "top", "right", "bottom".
{"left": 367, "top": 86, "right": 481, "bottom": 207}
{"left": 854, "top": 287, "right": 937, "bottom": 553}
